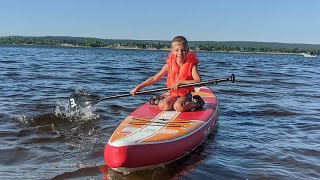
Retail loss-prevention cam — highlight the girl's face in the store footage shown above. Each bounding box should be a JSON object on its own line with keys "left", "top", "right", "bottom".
{"left": 171, "top": 42, "right": 188, "bottom": 63}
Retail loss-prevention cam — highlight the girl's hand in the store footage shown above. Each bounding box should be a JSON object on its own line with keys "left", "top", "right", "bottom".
{"left": 171, "top": 81, "right": 181, "bottom": 90}
{"left": 130, "top": 87, "right": 139, "bottom": 96}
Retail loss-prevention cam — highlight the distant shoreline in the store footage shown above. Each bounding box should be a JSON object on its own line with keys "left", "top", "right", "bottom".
{"left": 1, "top": 36, "right": 319, "bottom": 55}
{"left": 59, "top": 43, "right": 298, "bottom": 55}
{"left": 0, "top": 43, "right": 300, "bottom": 55}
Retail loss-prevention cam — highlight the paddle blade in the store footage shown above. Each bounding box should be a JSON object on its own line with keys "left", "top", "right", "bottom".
{"left": 230, "top": 74, "right": 235, "bottom": 83}
{"left": 68, "top": 90, "right": 101, "bottom": 109}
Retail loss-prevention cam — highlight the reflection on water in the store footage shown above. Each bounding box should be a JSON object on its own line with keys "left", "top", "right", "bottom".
{"left": 0, "top": 45, "right": 319, "bottom": 179}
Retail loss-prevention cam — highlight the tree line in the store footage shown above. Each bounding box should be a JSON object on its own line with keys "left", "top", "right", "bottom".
{"left": 1, "top": 36, "right": 319, "bottom": 54}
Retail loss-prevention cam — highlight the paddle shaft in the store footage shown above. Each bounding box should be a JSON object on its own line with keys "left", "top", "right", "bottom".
{"left": 99, "top": 74, "right": 235, "bottom": 101}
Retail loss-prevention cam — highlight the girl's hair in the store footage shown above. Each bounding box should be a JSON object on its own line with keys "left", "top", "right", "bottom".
{"left": 172, "top": 36, "right": 188, "bottom": 47}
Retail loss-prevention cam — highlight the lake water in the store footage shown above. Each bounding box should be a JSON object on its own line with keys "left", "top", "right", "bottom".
{"left": 0, "top": 45, "right": 319, "bottom": 179}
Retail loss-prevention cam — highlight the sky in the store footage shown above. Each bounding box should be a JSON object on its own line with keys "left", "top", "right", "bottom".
{"left": 1, "top": 0, "right": 320, "bottom": 44}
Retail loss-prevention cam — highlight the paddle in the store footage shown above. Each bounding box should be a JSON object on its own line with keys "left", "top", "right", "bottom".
{"left": 68, "top": 74, "right": 235, "bottom": 109}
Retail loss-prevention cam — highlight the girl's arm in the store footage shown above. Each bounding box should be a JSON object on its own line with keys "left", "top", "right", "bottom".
{"left": 130, "top": 64, "right": 168, "bottom": 95}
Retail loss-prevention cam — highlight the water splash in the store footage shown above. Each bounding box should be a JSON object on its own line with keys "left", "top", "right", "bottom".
{"left": 54, "top": 100, "right": 99, "bottom": 122}
{"left": 15, "top": 100, "right": 101, "bottom": 141}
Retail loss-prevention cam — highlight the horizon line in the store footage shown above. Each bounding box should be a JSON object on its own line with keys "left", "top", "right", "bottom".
{"left": 1, "top": 35, "right": 320, "bottom": 45}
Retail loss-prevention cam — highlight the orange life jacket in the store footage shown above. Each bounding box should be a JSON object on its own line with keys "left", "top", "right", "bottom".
{"left": 166, "top": 51, "right": 199, "bottom": 97}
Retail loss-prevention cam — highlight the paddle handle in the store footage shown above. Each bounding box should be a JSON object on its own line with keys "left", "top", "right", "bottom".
{"left": 100, "top": 74, "right": 235, "bottom": 101}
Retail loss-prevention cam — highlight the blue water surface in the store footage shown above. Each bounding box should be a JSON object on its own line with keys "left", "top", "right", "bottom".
{"left": 0, "top": 45, "right": 319, "bottom": 179}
